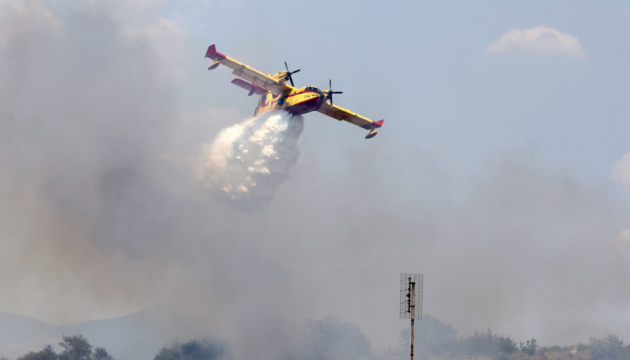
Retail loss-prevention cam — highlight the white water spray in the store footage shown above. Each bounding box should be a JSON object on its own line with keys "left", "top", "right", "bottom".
{"left": 199, "top": 111, "right": 304, "bottom": 210}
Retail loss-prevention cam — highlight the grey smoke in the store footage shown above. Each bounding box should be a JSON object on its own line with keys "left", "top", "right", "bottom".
{"left": 300, "top": 317, "right": 374, "bottom": 360}
{"left": 1, "top": 2, "right": 629, "bottom": 360}
{"left": 0, "top": 5, "right": 307, "bottom": 360}
{"left": 0, "top": 1, "right": 178, "bottom": 318}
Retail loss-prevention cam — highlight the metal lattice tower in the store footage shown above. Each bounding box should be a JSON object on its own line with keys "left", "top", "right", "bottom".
{"left": 400, "top": 273, "right": 423, "bottom": 360}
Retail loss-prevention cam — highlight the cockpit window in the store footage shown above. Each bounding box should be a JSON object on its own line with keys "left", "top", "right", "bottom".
{"left": 304, "top": 86, "right": 322, "bottom": 94}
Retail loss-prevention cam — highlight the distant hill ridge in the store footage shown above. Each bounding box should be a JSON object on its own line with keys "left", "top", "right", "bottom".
{"left": 0, "top": 310, "right": 162, "bottom": 360}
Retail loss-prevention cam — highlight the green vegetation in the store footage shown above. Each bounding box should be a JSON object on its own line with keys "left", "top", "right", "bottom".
{"left": 16, "top": 335, "right": 112, "bottom": 360}
{"left": 7, "top": 323, "right": 630, "bottom": 360}
{"left": 153, "top": 340, "right": 228, "bottom": 360}
{"left": 588, "top": 334, "right": 630, "bottom": 360}
{"left": 401, "top": 315, "right": 630, "bottom": 360}
{"left": 10, "top": 335, "right": 227, "bottom": 360}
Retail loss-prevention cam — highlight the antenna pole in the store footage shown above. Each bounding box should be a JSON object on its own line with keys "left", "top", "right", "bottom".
{"left": 410, "top": 280, "right": 415, "bottom": 360}
{"left": 400, "top": 273, "right": 423, "bottom": 360}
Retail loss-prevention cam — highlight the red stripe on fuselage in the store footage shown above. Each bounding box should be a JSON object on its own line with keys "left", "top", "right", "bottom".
{"left": 283, "top": 91, "right": 324, "bottom": 115}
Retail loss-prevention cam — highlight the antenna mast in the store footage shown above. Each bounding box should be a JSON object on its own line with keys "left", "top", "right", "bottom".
{"left": 400, "top": 273, "right": 423, "bottom": 360}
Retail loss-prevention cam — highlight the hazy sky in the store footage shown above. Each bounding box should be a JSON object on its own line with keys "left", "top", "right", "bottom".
{"left": 1, "top": 0, "right": 629, "bottom": 358}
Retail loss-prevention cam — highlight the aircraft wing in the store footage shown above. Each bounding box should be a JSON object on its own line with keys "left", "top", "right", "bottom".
{"left": 206, "top": 45, "right": 292, "bottom": 96}
{"left": 317, "top": 102, "right": 384, "bottom": 139}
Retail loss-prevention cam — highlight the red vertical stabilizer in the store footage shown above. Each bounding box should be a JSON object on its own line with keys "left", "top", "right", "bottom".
{"left": 205, "top": 44, "right": 226, "bottom": 59}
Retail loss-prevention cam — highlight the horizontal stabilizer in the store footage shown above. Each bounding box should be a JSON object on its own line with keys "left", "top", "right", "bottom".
{"left": 231, "top": 78, "right": 267, "bottom": 96}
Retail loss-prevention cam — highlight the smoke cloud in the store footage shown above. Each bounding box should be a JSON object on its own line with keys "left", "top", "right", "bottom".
{"left": 198, "top": 111, "right": 303, "bottom": 211}
{"left": 0, "top": 3, "right": 306, "bottom": 359}
{"left": 1, "top": 2, "right": 629, "bottom": 360}
{"left": 0, "top": 0, "right": 178, "bottom": 321}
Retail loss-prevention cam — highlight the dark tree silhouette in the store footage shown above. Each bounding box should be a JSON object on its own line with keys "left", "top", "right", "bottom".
{"left": 590, "top": 334, "right": 630, "bottom": 360}
{"left": 153, "top": 339, "right": 229, "bottom": 360}
{"left": 92, "top": 347, "right": 113, "bottom": 360}
{"left": 17, "top": 345, "right": 58, "bottom": 360}
{"left": 520, "top": 338, "right": 538, "bottom": 356}
{"left": 16, "top": 334, "right": 115, "bottom": 360}
{"left": 58, "top": 335, "right": 92, "bottom": 360}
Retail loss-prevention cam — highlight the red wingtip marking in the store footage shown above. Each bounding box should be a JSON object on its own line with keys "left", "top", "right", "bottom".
{"left": 375, "top": 119, "right": 384, "bottom": 127}
{"left": 205, "top": 44, "right": 226, "bottom": 59}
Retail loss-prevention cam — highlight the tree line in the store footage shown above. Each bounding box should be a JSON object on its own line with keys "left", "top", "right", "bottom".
{"left": 2, "top": 335, "right": 226, "bottom": 360}
{"left": 408, "top": 315, "right": 630, "bottom": 360}
{"left": 5, "top": 318, "right": 630, "bottom": 360}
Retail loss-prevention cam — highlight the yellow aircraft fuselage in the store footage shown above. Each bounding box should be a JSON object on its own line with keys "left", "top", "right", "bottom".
{"left": 232, "top": 71, "right": 327, "bottom": 117}
{"left": 255, "top": 85, "right": 325, "bottom": 116}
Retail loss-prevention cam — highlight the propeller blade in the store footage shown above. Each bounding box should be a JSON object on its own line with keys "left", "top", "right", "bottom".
{"left": 328, "top": 79, "right": 332, "bottom": 104}
{"left": 327, "top": 79, "right": 342, "bottom": 105}
{"left": 284, "top": 62, "right": 300, "bottom": 86}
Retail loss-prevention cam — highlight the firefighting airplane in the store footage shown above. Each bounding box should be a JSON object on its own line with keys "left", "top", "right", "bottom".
{"left": 205, "top": 45, "right": 384, "bottom": 139}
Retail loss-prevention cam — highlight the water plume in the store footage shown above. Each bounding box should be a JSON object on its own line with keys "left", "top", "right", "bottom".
{"left": 199, "top": 110, "right": 304, "bottom": 211}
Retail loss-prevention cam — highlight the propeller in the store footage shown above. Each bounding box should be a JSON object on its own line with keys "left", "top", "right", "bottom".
{"left": 283, "top": 61, "right": 301, "bottom": 86}
{"left": 326, "top": 79, "right": 343, "bottom": 105}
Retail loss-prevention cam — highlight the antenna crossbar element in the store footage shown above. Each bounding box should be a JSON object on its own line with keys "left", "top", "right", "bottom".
{"left": 400, "top": 273, "right": 423, "bottom": 320}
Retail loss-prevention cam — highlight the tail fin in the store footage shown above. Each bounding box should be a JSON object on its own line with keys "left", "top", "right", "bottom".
{"left": 205, "top": 44, "right": 226, "bottom": 59}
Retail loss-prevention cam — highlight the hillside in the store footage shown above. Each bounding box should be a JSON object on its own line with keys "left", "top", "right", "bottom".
{"left": 0, "top": 310, "right": 163, "bottom": 360}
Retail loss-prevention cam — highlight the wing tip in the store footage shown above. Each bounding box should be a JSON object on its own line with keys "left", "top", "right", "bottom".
{"left": 365, "top": 119, "right": 384, "bottom": 139}
{"left": 365, "top": 129, "right": 379, "bottom": 139}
